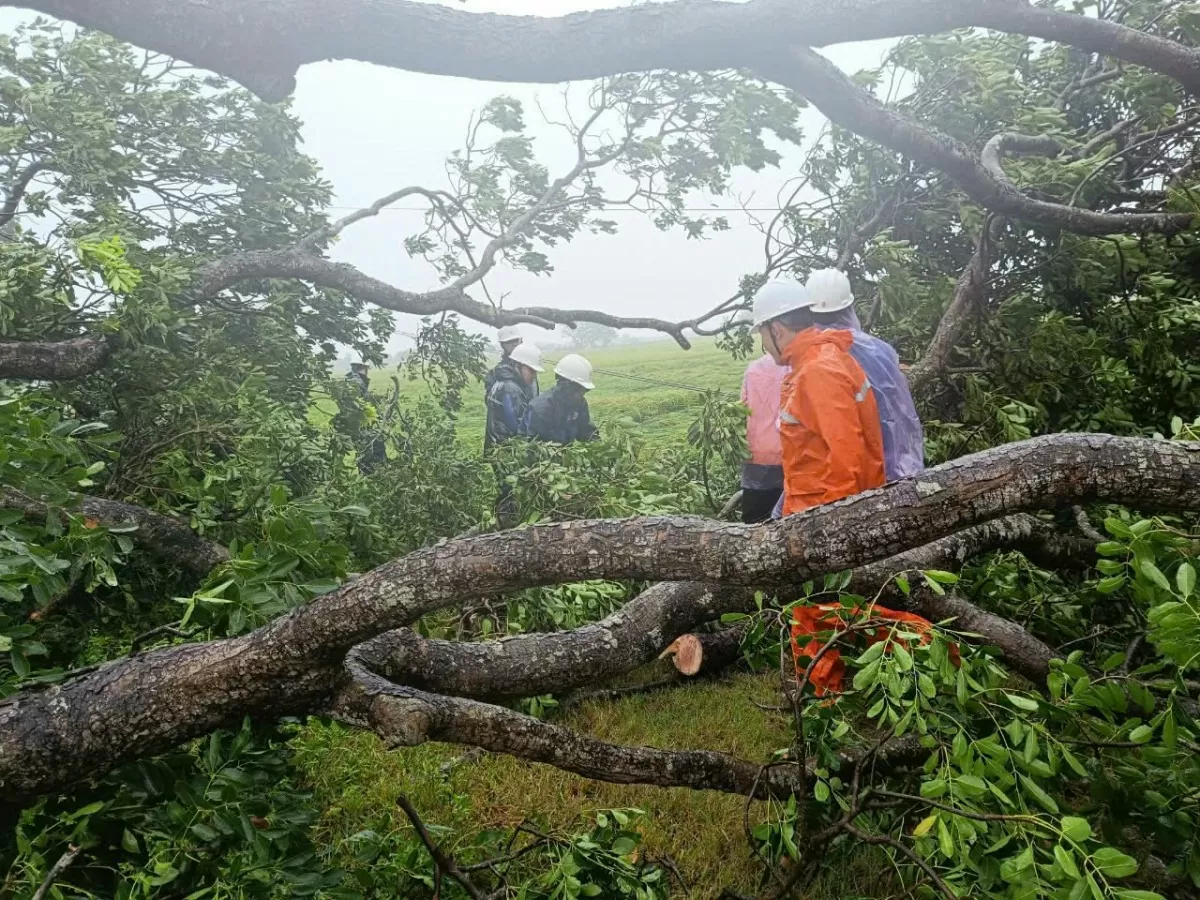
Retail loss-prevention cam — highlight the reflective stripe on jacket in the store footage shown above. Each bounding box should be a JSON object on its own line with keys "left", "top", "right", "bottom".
{"left": 778, "top": 328, "right": 885, "bottom": 516}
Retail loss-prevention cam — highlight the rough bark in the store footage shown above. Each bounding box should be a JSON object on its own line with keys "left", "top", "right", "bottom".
{"left": 350, "top": 582, "right": 758, "bottom": 700}
{"left": 357, "top": 514, "right": 1090, "bottom": 699}
{"left": 191, "top": 249, "right": 695, "bottom": 346}
{"left": 0, "top": 336, "right": 113, "bottom": 381}
{"left": 908, "top": 228, "right": 993, "bottom": 395}
{"left": 17, "top": 0, "right": 1200, "bottom": 102}
{"left": 1, "top": 487, "right": 229, "bottom": 577}
{"left": 0, "top": 434, "right": 1196, "bottom": 803}
{"left": 753, "top": 48, "right": 1194, "bottom": 236}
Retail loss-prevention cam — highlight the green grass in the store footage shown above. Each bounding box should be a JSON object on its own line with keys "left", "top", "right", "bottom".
{"left": 293, "top": 672, "right": 898, "bottom": 900}
{"left": 363, "top": 338, "right": 747, "bottom": 450}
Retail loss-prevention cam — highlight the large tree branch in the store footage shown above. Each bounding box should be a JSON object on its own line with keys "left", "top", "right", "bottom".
{"left": 0, "top": 487, "right": 229, "bottom": 576}
{"left": 753, "top": 48, "right": 1195, "bottom": 236}
{"left": 907, "top": 225, "right": 993, "bottom": 395}
{"left": 332, "top": 665, "right": 924, "bottom": 801}
{"left": 355, "top": 512, "right": 1092, "bottom": 700}
{"left": 1, "top": 433, "right": 1196, "bottom": 802}
{"left": 10, "top": 1, "right": 1195, "bottom": 250}
{"left": 190, "top": 248, "right": 696, "bottom": 346}
{"left": 0, "top": 336, "right": 113, "bottom": 380}
{"left": 17, "top": 0, "right": 1200, "bottom": 102}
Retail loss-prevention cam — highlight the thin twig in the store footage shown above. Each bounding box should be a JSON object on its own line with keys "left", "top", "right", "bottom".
{"left": 397, "top": 794, "right": 489, "bottom": 900}
{"left": 843, "top": 825, "right": 956, "bottom": 900}
{"left": 31, "top": 844, "right": 81, "bottom": 900}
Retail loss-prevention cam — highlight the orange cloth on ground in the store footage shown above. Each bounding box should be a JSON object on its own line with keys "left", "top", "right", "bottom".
{"left": 790, "top": 604, "right": 961, "bottom": 696}
{"left": 777, "top": 328, "right": 885, "bottom": 516}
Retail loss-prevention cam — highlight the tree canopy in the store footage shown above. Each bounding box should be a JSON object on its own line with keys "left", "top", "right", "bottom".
{"left": 1, "top": 2, "right": 1200, "bottom": 899}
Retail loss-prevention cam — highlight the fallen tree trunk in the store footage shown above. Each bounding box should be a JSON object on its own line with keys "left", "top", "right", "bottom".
{"left": 0, "top": 434, "right": 1196, "bottom": 803}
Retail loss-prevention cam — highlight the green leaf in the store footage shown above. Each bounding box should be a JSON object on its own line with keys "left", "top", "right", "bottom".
{"left": 913, "top": 814, "right": 937, "bottom": 838}
{"left": 937, "top": 816, "right": 954, "bottom": 859}
{"left": 895, "top": 575, "right": 910, "bottom": 596}
{"left": 1129, "top": 724, "right": 1154, "bottom": 744}
{"left": 924, "top": 569, "right": 960, "bottom": 585}
{"left": 1163, "top": 709, "right": 1177, "bottom": 750}
{"left": 892, "top": 642, "right": 913, "bottom": 672}
{"left": 121, "top": 829, "right": 140, "bottom": 854}
{"left": 1092, "top": 847, "right": 1139, "bottom": 879}
{"left": 1056, "top": 844, "right": 1081, "bottom": 879}
{"left": 1113, "top": 891, "right": 1165, "bottom": 900}
{"left": 1019, "top": 774, "right": 1059, "bottom": 813}
{"left": 921, "top": 573, "right": 946, "bottom": 596}
{"left": 1060, "top": 816, "right": 1091, "bottom": 843}
{"left": 814, "top": 780, "right": 830, "bottom": 803}
{"left": 1177, "top": 562, "right": 1195, "bottom": 598}
{"left": 1061, "top": 746, "right": 1089, "bottom": 778}
{"left": 1005, "top": 692, "right": 1040, "bottom": 712}
{"left": 1139, "top": 560, "right": 1171, "bottom": 592}
{"left": 191, "top": 822, "right": 220, "bottom": 842}
{"left": 1096, "top": 576, "right": 1127, "bottom": 595}
{"left": 0, "top": 635, "right": 11, "bottom": 653}
{"left": 1000, "top": 845, "right": 1035, "bottom": 882}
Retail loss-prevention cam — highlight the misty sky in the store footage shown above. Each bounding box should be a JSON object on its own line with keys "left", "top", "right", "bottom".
{"left": 2, "top": 1, "right": 895, "bottom": 351}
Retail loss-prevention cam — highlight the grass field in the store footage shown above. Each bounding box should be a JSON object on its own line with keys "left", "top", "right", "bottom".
{"left": 370, "top": 337, "right": 748, "bottom": 448}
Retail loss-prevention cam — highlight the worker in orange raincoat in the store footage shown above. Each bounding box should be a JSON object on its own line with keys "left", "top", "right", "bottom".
{"left": 750, "top": 278, "right": 886, "bottom": 516}
{"left": 750, "top": 275, "right": 941, "bottom": 694}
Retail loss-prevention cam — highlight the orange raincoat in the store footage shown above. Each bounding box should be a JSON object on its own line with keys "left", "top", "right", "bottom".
{"left": 790, "top": 604, "right": 961, "bottom": 696}
{"left": 777, "top": 329, "right": 945, "bottom": 694}
{"left": 777, "top": 328, "right": 886, "bottom": 516}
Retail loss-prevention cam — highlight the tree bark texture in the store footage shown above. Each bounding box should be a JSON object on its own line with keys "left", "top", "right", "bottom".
{"left": 0, "top": 434, "right": 1195, "bottom": 803}
{"left": 16, "top": 0, "right": 1200, "bottom": 101}
{"left": 0, "top": 336, "right": 113, "bottom": 381}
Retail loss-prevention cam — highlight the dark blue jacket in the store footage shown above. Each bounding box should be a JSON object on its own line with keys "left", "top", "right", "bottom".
{"left": 485, "top": 360, "right": 535, "bottom": 450}
{"left": 524, "top": 379, "right": 598, "bottom": 445}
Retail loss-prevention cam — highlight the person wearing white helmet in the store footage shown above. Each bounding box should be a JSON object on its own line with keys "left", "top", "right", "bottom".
{"left": 524, "top": 353, "right": 599, "bottom": 444}
{"left": 804, "top": 268, "right": 925, "bottom": 482}
{"left": 484, "top": 324, "right": 539, "bottom": 406}
{"left": 484, "top": 341, "right": 544, "bottom": 451}
{"left": 485, "top": 341, "right": 545, "bottom": 527}
{"left": 750, "top": 276, "right": 886, "bottom": 518}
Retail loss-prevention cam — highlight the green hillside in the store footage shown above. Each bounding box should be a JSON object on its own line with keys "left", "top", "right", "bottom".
{"left": 371, "top": 337, "right": 748, "bottom": 449}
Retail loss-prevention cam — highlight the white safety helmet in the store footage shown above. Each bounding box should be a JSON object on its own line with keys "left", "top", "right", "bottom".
{"left": 751, "top": 279, "right": 810, "bottom": 327}
{"left": 497, "top": 325, "right": 522, "bottom": 344}
{"left": 805, "top": 268, "right": 855, "bottom": 313}
{"left": 554, "top": 353, "right": 594, "bottom": 390}
{"left": 508, "top": 341, "right": 544, "bottom": 372}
